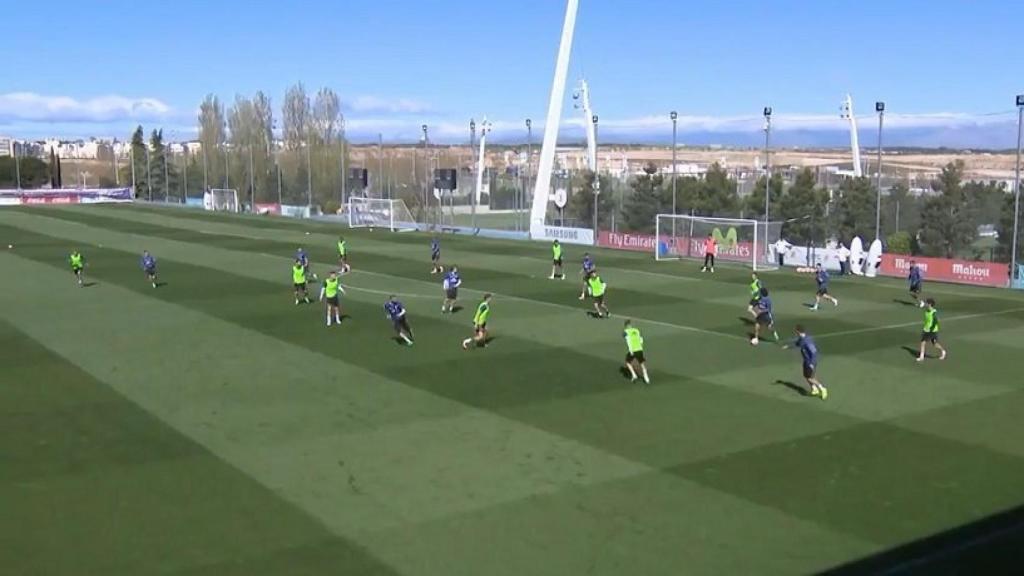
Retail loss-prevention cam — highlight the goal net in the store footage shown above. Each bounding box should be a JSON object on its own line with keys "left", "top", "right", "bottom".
{"left": 348, "top": 197, "right": 418, "bottom": 232}
{"left": 207, "top": 189, "right": 240, "bottom": 212}
{"left": 654, "top": 214, "right": 783, "bottom": 270}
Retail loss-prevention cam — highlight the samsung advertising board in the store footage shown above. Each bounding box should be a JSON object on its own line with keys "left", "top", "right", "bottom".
{"left": 537, "top": 226, "right": 594, "bottom": 246}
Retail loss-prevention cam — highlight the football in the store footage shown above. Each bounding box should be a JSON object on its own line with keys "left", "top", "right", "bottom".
{"left": 750, "top": 337, "right": 759, "bottom": 346}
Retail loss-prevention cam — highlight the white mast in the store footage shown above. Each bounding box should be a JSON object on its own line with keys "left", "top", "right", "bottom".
{"left": 530, "top": 0, "right": 579, "bottom": 238}
{"left": 474, "top": 118, "right": 491, "bottom": 205}
{"left": 841, "top": 94, "right": 863, "bottom": 177}
{"left": 574, "top": 79, "right": 597, "bottom": 171}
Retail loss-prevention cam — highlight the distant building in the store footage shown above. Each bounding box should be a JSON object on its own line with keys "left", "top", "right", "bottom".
{"left": 0, "top": 136, "right": 13, "bottom": 157}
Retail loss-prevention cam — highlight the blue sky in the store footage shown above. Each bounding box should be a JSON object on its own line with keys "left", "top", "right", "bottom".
{"left": 1, "top": 0, "right": 1021, "bottom": 145}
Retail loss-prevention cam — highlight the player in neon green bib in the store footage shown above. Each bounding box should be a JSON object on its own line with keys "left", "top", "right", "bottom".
{"left": 550, "top": 240, "right": 564, "bottom": 280}
{"left": 319, "top": 271, "right": 346, "bottom": 326}
{"left": 337, "top": 236, "right": 350, "bottom": 273}
{"left": 587, "top": 275, "right": 609, "bottom": 318}
{"left": 746, "top": 272, "right": 762, "bottom": 317}
{"left": 623, "top": 319, "right": 650, "bottom": 384}
{"left": 917, "top": 298, "right": 946, "bottom": 362}
{"left": 292, "top": 260, "right": 311, "bottom": 305}
{"left": 462, "top": 293, "right": 492, "bottom": 349}
{"left": 69, "top": 250, "right": 85, "bottom": 286}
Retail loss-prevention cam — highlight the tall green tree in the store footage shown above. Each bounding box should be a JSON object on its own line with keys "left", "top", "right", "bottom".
{"left": 149, "top": 129, "right": 176, "bottom": 200}
{"left": 566, "top": 170, "right": 617, "bottom": 231}
{"left": 621, "top": 163, "right": 665, "bottom": 233}
{"left": 0, "top": 156, "right": 50, "bottom": 188}
{"left": 995, "top": 193, "right": 1020, "bottom": 265}
{"left": 917, "top": 161, "right": 975, "bottom": 258}
{"left": 831, "top": 176, "right": 876, "bottom": 242}
{"left": 880, "top": 181, "right": 920, "bottom": 238}
{"left": 197, "top": 95, "right": 226, "bottom": 191}
{"left": 743, "top": 173, "right": 783, "bottom": 220}
{"left": 779, "top": 168, "right": 825, "bottom": 244}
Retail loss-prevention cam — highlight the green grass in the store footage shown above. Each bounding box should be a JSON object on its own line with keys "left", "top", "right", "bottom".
{"left": 2, "top": 204, "right": 1024, "bottom": 575}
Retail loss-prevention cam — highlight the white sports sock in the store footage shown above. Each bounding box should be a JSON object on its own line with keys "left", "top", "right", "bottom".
{"left": 641, "top": 366, "right": 650, "bottom": 383}
{"left": 626, "top": 364, "right": 638, "bottom": 379}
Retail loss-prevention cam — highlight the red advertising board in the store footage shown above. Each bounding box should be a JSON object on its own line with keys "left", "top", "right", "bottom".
{"left": 21, "top": 195, "right": 79, "bottom": 205}
{"left": 879, "top": 254, "right": 1008, "bottom": 288}
{"left": 255, "top": 203, "right": 281, "bottom": 215}
{"left": 598, "top": 230, "right": 754, "bottom": 261}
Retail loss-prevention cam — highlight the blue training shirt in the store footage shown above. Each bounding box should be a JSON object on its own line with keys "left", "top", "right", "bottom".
{"left": 297, "top": 250, "right": 308, "bottom": 266}
{"left": 431, "top": 239, "right": 440, "bottom": 255}
{"left": 384, "top": 300, "right": 406, "bottom": 321}
{"left": 756, "top": 296, "right": 773, "bottom": 318}
{"left": 795, "top": 334, "right": 819, "bottom": 366}
{"left": 582, "top": 256, "right": 595, "bottom": 272}
{"left": 443, "top": 270, "right": 461, "bottom": 290}
{"left": 909, "top": 266, "right": 922, "bottom": 284}
{"left": 816, "top": 269, "right": 829, "bottom": 287}
{"left": 141, "top": 254, "right": 156, "bottom": 270}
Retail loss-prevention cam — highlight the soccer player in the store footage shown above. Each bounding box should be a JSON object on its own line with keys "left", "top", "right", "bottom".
{"left": 811, "top": 263, "right": 839, "bottom": 310}
{"left": 917, "top": 298, "right": 947, "bottom": 362}
{"left": 384, "top": 295, "right": 414, "bottom": 345}
{"left": 319, "top": 271, "right": 346, "bottom": 327}
{"left": 701, "top": 233, "right": 716, "bottom": 273}
{"left": 578, "top": 252, "right": 596, "bottom": 299}
{"left": 908, "top": 260, "right": 924, "bottom": 307}
{"left": 140, "top": 250, "right": 158, "bottom": 288}
{"left": 783, "top": 325, "right": 828, "bottom": 400}
{"left": 587, "top": 274, "right": 609, "bottom": 318}
{"left": 337, "top": 236, "right": 350, "bottom": 273}
{"left": 462, "top": 293, "right": 492, "bottom": 350}
{"left": 442, "top": 265, "right": 462, "bottom": 313}
{"left": 69, "top": 249, "right": 85, "bottom": 286}
{"left": 747, "top": 272, "right": 763, "bottom": 317}
{"left": 623, "top": 319, "right": 650, "bottom": 384}
{"left": 750, "top": 287, "right": 779, "bottom": 344}
{"left": 292, "top": 259, "right": 311, "bottom": 305}
{"left": 297, "top": 247, "right": 317, "bottom": 281}
{"left": 430, "top": 236, "right": 443, "bottom": 274}
{"left": 550, "top": 240, "right": 564, "bottom": 280}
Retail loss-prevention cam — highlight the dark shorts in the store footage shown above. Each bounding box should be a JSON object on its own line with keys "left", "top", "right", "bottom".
{"left": 749, "top": 298, "right": 760, "bottom": 307}
{"left": 920, "top": 331, "right": 939, "bottom": 344}
{"left": 594, "top": 294, "right": 605, "bottom": 305}
{"left": 144, "top": 267, "right": 156, "bottom": 276}
{"left": 326, "top": 296, "right": 339, "bottom": 307}
{"left": 394, "top": 317, "right": 411, "bottom": 332}
{"left": 756, "top": 312, "right": 773, "bottom": 326}
{"left": 626, "top": 351, "right": 646, "bottom": 363}
{"left": 432, "top": 253, "right": 440, "bottom": 262}
{"left": 553, "top": 258, "right": 562, "bottom": 266}
{"left": 802, "top": 363, "right": 816, "bottom": 379}
{"left": 72, "top": 266, "right": 83, "bottom": 274}
{"left": 294, "top": 282, "right": 307, "bottom": 290}
{"left": 445, "top": 288, "right": 458, "bottom": 300}
{"left": 816, "top": 286, "right": 828, "bottom": 296}
{"left": 475, "top": 323, "right": 487, "bottom": 333}
{"left": 910, "top": 282, "right": 922, "bottom": 294}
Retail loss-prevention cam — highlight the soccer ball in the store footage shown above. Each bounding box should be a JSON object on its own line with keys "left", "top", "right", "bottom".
{"left": 750, "top": 337, "right": 759, "bottom": 346}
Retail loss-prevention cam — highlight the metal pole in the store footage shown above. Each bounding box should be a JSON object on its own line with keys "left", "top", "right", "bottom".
{"left": 875, "top": 102, "right": 885, "bottom": 240}
{"left": 592, "top": 114, "right": 599, "bottom": 243}
{"left": 130, "top": 145, "right": 136, "bottom": 194}
{"left": 526, "top": 118, "right": 533, "bottom": 232}
{"left": 249, "top": 146, "right": 255, "bottom": 212}
{"left": 163, "top": 146, "right": 169, "bottom": 201}
{"left": 146, "top": 147, "right": 152, "bottom": 201}
{"left": 422, "top": 124, "right": 429, "bottom": 226}
{"left": 671, "top": 111, "right": 677, "bottom": 237}
{"left": 223, "top": 146, "right": 229, "bottom": 189}
{"left": 306, "top": 136, "right": 312, "bottom": 207}
{"left": 14, "top": 141, "right": 21, "bottom": 190}
{"left": 202, "top": 147, "right": 208, "bottom": 191}
{"left": 763, "top": 107, "right": 772, "bottom": 262}
{"left": 470, "top": 119, "right": 476, "bottom": 228}
{"left": 378, "top": 133, "right": 384, "bottom": 198}
{"left": 1011, "top": 97, "right": 1024, "bottom": 285}
{"left": 341, "top": 120, "right": 347, "bottom": 207}
{"left": 183, "top": 148, "right": 188, "bottom": 201}
{"left": 277, "top": 161, "right": 283, "bottom": 205}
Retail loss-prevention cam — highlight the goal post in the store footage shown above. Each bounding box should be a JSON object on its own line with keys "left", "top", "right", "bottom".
{"left": 347, "top": 197, "right": 418, "bottom": 232}
{"left": 654, "top": 214, "right": 782, "bottom": 270}
{"left": 207, "top": 189, "right": 239, "bottom": 213}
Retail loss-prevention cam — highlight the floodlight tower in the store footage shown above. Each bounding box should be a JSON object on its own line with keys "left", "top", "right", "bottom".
{"left": 475, "top": 118, "right": 492, "bottom": 206}
{"left": 573, "top": 79, "right": 598, "bottom": 172}
{"left": 841, "top": 94, "right": 864, "bottom": 177}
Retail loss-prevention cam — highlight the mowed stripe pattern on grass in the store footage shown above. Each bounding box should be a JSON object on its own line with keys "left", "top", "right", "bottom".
{"left": 2, "top": 204, "right": 1024, "bottom": 575}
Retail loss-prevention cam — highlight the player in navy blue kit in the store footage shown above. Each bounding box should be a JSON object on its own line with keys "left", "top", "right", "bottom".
{"left": 430, "top": 237, "right": 443, "bottom": 274}
{"left": 441, "top": 266, "right": 462, "bottom": 313}
{"left": 783, "top": 325, "right": 828, "bottom": 400}
{"left": 750, "top": 287, "right": 779, "bottom": 345}
{"left": 811, "top": 263, "right": 839, "bottom": 310}
{"left": 908, "top": 261, "right": 925, "bottom": 307}
{"left": 140, "top": 250, "right": 158, "bottom": 288}
{"left": 578, "top": 252, "right": 596, "bottom": 300}
{"left": 297, "top": 247, "right": 317, "bottom": 281}
{"left": 384, "top": 295, "right": 414, "bottom": 345}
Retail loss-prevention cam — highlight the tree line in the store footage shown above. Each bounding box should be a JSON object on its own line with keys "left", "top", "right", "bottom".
{"left": 561, "top": 160, "right": 1020, "bottom": 263}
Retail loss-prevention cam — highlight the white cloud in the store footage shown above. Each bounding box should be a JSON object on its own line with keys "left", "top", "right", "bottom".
{"left": 348, "top": 95, "right": 432, "bottom": 114}
{"left": 0, "top": 92, "right": 173, "bottom": 124}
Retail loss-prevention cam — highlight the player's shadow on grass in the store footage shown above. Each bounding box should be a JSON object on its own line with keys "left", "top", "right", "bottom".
{"left": 773, "top": 380, "right": 810, "bottom": 397}
{"left": 154, "top": 281, "right": 168, "bottom": 288}
{"left": 81, "top": 281, "right": 98, "bottom": 288}
{"left": 450, "top": 305, "right": 463, "bottom": 314}
{"left": 901, "top": 346, "right": 922, "bottom": 358}
{"left": 893, "top": 298, "right": 917, "bottom": 306}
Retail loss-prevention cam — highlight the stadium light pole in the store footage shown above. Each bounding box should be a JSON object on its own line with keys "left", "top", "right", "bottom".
{"left": 202, "top": 146, "right": 208, "bottom": 192}
{"left": 163, "top": 142, "right": 170, "bottom": 201}
{"left": 422, "top": 124, "right": 430, "bottom": 226}
{"left": 763, "top": 106, "right": 772, "bottom": 262}
{"left": 305, "top": 135, "right": 312, "bottom": 208}
{"left": 146, "top": 146, "right": 153, "bottom": 201}
{"left": 14, "top": 140, "right": 21, "bottom": 190}
{"left": 249, "top": 146, "right": 255, "bottom": 212}
{"left": 875, "top": 101, "right": 885, "bottom": 240}
{"left": 671, "top": 111, "right": 678, "bottom": 236}
{"left": 470, "top": 119, "right": 476, "bottom": 227}
{"left": 1011, "top": 94, "right": 1024, "bottom": 285}
{"left": 526, "top": 118, "right": 533, "bottom": 232}
{"left": 592, "top": 114, "right": 599, "bottom": 243}
{"left": 340, "top": 115, "right": 347, "bottom": 208}
{"left": 130, "top": 145, "right": 137, "bottom": 195}
{"left": 183, "top": 145, "right": 188, "bottom": 201}
{"left": 378, "top": 133, "right": 384, "bottom": 199}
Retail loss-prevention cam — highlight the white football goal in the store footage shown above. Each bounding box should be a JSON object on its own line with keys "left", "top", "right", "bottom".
{"left": 654, "top": 214, "right": 783, "bottom": 270}
{"left": 206, "top": 189, "right": 240, "bottom": 213}
{"left": 347, "top": 197, "right": 418, "bottom": 232}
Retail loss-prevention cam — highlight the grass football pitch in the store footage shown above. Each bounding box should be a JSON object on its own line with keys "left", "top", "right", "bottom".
{"left": 2, "top": 204, "right": 1024, "bottom": 575}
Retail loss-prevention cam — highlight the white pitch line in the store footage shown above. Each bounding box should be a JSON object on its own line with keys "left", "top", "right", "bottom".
{"left": 818, "top": 306, "right": 1024, "bottom": 339}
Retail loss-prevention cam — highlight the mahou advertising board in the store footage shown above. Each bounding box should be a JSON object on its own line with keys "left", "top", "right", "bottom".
{"left": 879, "top": 254, "right": 1008, "bottom": 288}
